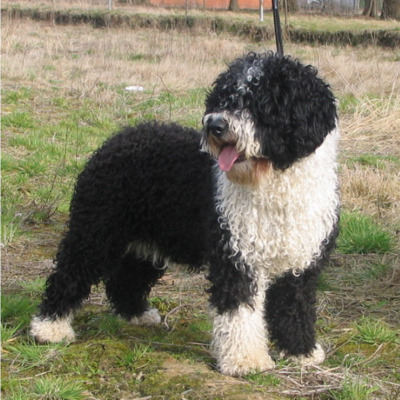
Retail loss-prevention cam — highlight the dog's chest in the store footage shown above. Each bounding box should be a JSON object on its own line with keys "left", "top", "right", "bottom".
{"left": 216, "top": 138, "right": 339, "bottom": 277}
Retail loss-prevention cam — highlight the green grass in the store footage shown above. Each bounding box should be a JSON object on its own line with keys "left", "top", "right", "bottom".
{"left": 347, "top": 154, "right": 400, "bottom": 169}
{"left": 1, "top": 293, "right": 37, "bottom": 327}
{"left": 353, "top": 317, "right": 398, "bottom": 345}
{"left": 1, "top": 210, "right": 23, "bottom": 247}
{"left": 91, "top": 313, "right": 127, "bottom": 336}
{"left": 7, "top": 341, "right": 67, "bottom": 371}
{"left": 2, "top": 111, "right": 36, "bottom": 130}
{"left": 328, "top": 379, "right": 379, "bottom": 400}
{"left": 32, "top": 378, "right": 86, "bottom": 400}
{"left": 4, "top": 378, "right": 86, "bottom": 400}
{"left": 339, "top": 93, "right": 360, "bottom": 115}
{"left": 116, "top": 343, "right": 154, "bottom": 368}
{"left": 337, "top": 212, "right": 393, "bottom": 254}
{"left": 19, "top": 278, "right": 46, "bottom": 295}
{"left": 1, "top": 323, "right": 23, "bottom": 344}
{"left": 246, "top": 372, "right": 281, "bottom": 386}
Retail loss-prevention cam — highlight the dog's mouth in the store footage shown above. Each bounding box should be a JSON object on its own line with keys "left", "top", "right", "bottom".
{"left": 213, "top": 140, "right": 272, "bottom": 185}
{"left": 218, "top": 144, "right": 246, "bottom": 172}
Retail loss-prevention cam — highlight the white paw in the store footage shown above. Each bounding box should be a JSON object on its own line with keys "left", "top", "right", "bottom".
{"left": 297, "top": 343, "right": 326, "bottom": 366}
{"left": 30, "top": 314, "right": 76, "bottom": 343}
{"left": 129, "top": 308, "right": 161, "bottom": 326}
{"left": 219, "top": 352, "right": 275, "bottom": 377}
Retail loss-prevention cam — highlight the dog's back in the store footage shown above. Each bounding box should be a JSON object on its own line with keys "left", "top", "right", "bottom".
{"left": 72, "top": 121, "right": 217, "bottom": 268}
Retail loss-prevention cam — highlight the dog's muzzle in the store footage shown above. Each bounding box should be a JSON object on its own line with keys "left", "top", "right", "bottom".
{"left": 204, "top": 114, "right": 228, "bottom": 139}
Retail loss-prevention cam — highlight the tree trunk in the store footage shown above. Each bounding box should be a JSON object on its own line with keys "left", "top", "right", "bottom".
{"left": 381, "top": 0, "right": 400, "bottom": 19}
{"left": 363, "top": 0, "right": 380, "bottom": 17}
{"left": 285, "top": 0, "right": 298, "bottom": 12}
{"left": 229, "top": 0, "right": 240, "bottom": 11}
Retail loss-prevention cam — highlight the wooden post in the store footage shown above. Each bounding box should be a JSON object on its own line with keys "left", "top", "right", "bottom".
{"left": 260, "top": 0, "right": 264, "bottom": 21}
{"left": 284, "top": 0, "right": 288, "bottom": 32}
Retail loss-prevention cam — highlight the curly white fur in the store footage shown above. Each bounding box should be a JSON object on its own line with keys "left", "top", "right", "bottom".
{"left": 211, "top": 271, "right": 275, "bottom": 376}
{"left": 297, "top": 343, "right": 326, "bottom": 366}
{"left": 216, "top": 126, "right": 340, "bottom": 278}
{"left": 129, "top": 308, "right": 161, "bottom": 326}
{"left": 30, "top": 314, "right": 75, "bottom": 343}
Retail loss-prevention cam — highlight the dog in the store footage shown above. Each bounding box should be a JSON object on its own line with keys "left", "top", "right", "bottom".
{"left": 31, "top": 52, "right": 339, "bottom": 377}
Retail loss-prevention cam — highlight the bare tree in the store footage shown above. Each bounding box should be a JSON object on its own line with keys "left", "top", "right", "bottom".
{"left": 381, "top": 0, "right": 400, "bottom": 19}
{"left": 363, "top": 0, "right": 380, "bottom": 17}
{"left": 286, "top": 0, "right": 298, "bottom": 12}
{"left": 229, "top": 0, "right": 240, "bottom": 11}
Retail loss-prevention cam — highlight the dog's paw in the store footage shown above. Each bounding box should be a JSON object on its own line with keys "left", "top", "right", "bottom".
{"left": 30, "top": 315, "right": 76, "bottom": 343}
{"left": 219, "top": 352, "right": 275, "bottom": 377}
{"left": 296, "top": 343, "right": 326, "bottom": 367}
{"left": 129, "top": 308, "right": 161, "bottom": 326}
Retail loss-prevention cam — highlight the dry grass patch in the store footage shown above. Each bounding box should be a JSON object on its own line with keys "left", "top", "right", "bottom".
{"left": 1, "top": 18, "right": 247, "bottom": 103}
{"left": 341, "top": 164, "right": 400, "bottom": 227}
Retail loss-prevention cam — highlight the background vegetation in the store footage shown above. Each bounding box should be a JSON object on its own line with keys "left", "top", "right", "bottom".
{"left": 2, "top": 3, "right": 400, "bottom": 399}
{"left": 2, "top": 1, "right": 400, "bottom": 47}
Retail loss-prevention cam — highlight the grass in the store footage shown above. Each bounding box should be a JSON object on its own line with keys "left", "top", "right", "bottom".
{"left": 7, "top": 341, "right": 67, "bottom": 371}
{"left": 328, "top": 379, "right": 379, "bottom": 400}
{"left": 6, "top": 377, "right": 86, "bottom": 400}
{"left": 32, "top": 378, "right": 86, "bottom": 400}
{"left": 246, "top": 372, "right": 281, "bottom": 386}
{"left": 353, "top": 317, "right": 398, "bottom": 345}
{"left": 1, "top": 294, "right": 37, "bottom": 327}
{"left": 116, "top": 343, "right": 154, "bottom": 367}
{"left": 337, "top": 212, "right": 393, "bottom": 254}
{"left": 2, "top": 11, "right": 400, "bottom": 400}
{"left": 347, "top": 154, "right": 400, "bottom": 169}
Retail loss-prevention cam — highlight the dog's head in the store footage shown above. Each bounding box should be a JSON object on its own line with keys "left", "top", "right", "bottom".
{"left": 202, "top": 52, "right": 337, "bottom": 185}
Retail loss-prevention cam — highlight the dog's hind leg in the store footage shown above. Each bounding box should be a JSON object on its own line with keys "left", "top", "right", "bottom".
{"left": 104, "top": 253, "right": 165, "bottom": 325}
{"left": 30, "top": 230, "right": 108, "bottom": 343}
{"left": 265, "top": 266, "right": 325, "bottom": 366}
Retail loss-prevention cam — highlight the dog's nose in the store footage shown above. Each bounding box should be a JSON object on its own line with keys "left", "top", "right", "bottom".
{"left": 206, "top": 115, "right": 228, "bottom": 138}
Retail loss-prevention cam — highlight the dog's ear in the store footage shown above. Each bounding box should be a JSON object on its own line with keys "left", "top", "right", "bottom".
{"left": 254, "top": 56, "right": 337, "bottom": 169}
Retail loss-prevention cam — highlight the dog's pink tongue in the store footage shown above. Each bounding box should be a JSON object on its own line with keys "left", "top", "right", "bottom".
{"left": 218, "top": 145, "right": 240, "bottom": 172}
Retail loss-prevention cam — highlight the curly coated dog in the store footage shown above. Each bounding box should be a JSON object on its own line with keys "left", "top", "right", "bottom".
{"left": 31, "top": 52, "right": 340, "bottom": 376}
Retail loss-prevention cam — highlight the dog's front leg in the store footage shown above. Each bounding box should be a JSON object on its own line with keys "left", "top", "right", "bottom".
{"left": 212, "top": 306, "right": 275, "bottom": 376}
{"left": 209, "top": 267, "right": 275, "bottom": 376}
{"left": 265, "top": 266, "right": 325, "bottom": 366}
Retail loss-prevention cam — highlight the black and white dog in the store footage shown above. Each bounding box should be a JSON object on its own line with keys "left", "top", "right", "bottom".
{"left": 31, "top": 52, "right": 339, "bottom": 376}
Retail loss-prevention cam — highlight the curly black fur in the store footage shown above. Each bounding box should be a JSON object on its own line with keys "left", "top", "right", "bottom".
{"left": 207, "top": 229, "right": 258, "bottom": 315}
{"left": 39, "top": 122, "right": 219, "bottom": 319}
{"left": 205, "top": 52, "right": 337, "bottom": 169}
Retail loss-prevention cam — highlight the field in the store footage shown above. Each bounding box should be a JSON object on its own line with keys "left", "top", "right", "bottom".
{"left": 2, "top": 7, "right": 400, "bottom": 400}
